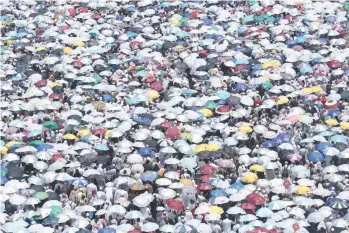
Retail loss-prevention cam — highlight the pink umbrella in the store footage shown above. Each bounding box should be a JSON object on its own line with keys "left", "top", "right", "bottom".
{"left": 165, "top": 127, "right": 181, "bottom": 140}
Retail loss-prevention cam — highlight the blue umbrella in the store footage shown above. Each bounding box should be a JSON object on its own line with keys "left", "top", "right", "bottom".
{"left": 35, "top": 144, "right": 53, "bottom": 151}
{"left": 176, "top": 30, "right": 190, "bottom": 38}
{"left": 98, "top": 228, "right": 116, "bottom": 233}
{"left": 327, "top": 109, "right": 341, "bottom": 117}
{"left": 325, "top": 15, "right": 337, "bottom": 23}
{"left": 161, "top": 2, "right": 171, "bottom": 8}
{"left": 202, "top": 18, "right": 212, "bottom": 25}
{"left": 308, "top": 151, "right": 324, "bottom": 162}
{"left": 326, "top": 197, "right": 343, "bottom": 206}
{"left": 1, "top": 176, "right": 8, "bottom": 185}
{"left": 242, "top": 15, "right": 254, "bottom": 24}
{"left": 315, "top": 142, "right": 333, "bottom": 151}
{"left": 299, "top": 65, "right": 313, "bottom": 74}
{"left": 127, "top": 31, "right": 137, "bottom": 38}
{"left": 271, "top": 137, "right": 283, "bottom": 145}
{"left": 318, "top": 131, "right": 335, "bottom": 137}
{"left": 134, "top": 113, "right": 154, "bottom": 126}
{"left": 231, "top": 182, "right": 244, "bottom": 190}
{"left": 234, "top": 83, "right": 249, "bottom": 91}
{"left": 72, "top": 178, "right": 88, "bottom": 187}
{"left": 76, "top": 230, "right": 91, "bottom": 233}
{"left": 215, "top": 91, "right": 230, "bottom": 100}
{"left": 127, "top": 97, "right": 140, "bottom": 105}
{"left": 331, "top": 135, "right": 348, "bottom": 144}
{"left": 261, "top": 140, "right": 277, "bottom": 148}
{"left": 180, "top": 3, "right": 189, "bottom": 8}
{"left": 125, "top": 6, "right": 136, "bottom": 11}
{"left": 102, "top": 94, "right": 113, "bottom": 102}
{"left": 11, "top": 74, "right": 23, "bottom": 81}
{"left": 234, "top": 59, "right": 249, "bottom": 65}
{"left": 138, "top": 147, "right": 153, "bottom": 156}
{"left": 286, "top": 40, "right": 297, "bottom": 46}
{"left": 210, "top": 189, "right": 226, "bottom": 197}
{"left": 296, "top": 36, "right": 306, "bottom": 43}
{"left": 94, "top": 144, "right": 109, "bottom": 151}
{"left": 276, "top": 133, "right": 292, "bottom": 142}
{"left": 140, "top": 172, "right": 157, "bottom": 181}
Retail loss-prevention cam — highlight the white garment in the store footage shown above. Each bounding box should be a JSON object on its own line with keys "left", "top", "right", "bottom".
{"left": 222, "top": 218, "right": 232, "bottom": 233}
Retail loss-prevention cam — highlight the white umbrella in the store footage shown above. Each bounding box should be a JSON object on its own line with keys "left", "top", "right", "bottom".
{"left": 160, "top": 224, "right": 175, "bottom": 233}
{"left": 141, "top": 222, "right": 159, "bottom": 232}
{"left": 9, "top": 194, "right": 26, "bottom": 205}
{"left": 75, "top": 205, "right": 97, "bottom": 212}
{"left": 159, "top": 188, "right": 176, "bottom": 200}
{"left": 125, "top": 210, "right": 143, "bottom": 219}
{"left": 307, "top": 212, "right": 326, "bottom": 223}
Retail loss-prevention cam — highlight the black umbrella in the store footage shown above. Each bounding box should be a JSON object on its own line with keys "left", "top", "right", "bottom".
{"left": 335, "top": 143, "right": 347, "bottom": 151}
{"left": 172, "top": 62, "right": 189, "bottom": 71}
{"left": 30, "top": 185, "right": 45, "bottom": 192}
{"left": 162, "top": 41, "right": 175, "bottom": 50}
{"left": 7, "top": 166, "right": 24, "bottom": 178}
{"left": 79, "top": 153, "right": 98, "bottom": 165}
{"left": 226, "top": 96, "right": 241, "bottom": 107}
{"left": 96, "top": 156, "right": 111, "bottom": 165}
{"left": 47, "top": 191, "right": 60, "bottom": 201}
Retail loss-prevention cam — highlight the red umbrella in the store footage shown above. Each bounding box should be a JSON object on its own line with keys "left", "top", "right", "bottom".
{"left": 35, "top": 80, "right": 47, "bottom": 87}
{"left": 128, "top": 230, "right": 141, "bottom": 233}
{"left": 130, "top": 41, "right": 142, "bottom": 47}
{"left": 78, "top": 7, "right": 88, "bottom": 13}
{"left": 239, "top": 203, "right": 256, "bottom": 213}
{"left": 144, "top": 76, "right": 156, "bottom": 83}
{"left": 248, "top": 227, "right": 268, "bottom": 233}
{"left": 60, "top": 25, "right": 69, "bottom": 31}
{"left": 197, "top": 50, "right": 208, "bottom": 57}
{"left": 67, "top": 8, "right": 76, "bottom": 15}
{"left": 92, "top": 128, "right": 107, "bottom": 135}
{"left": 329, "top": 60, "right": 341, "bottom": 69}
{"left": 234, "top": 65, "right": 246, "bottom": 72}
{"left": 166, "top": 199, "right": 184, "bottom": 211}
{"left": 160, "top": 121, "right": 173, "bottom": 128}
{"left": 199, "top": 175, "right": 211, "bottom": 182}
{"left": 200, "top": 165, "right": 216, "bottom": 175}
{"left": 72, "top": 61, "right": 83, "bottom": 67}
{"left": 51, "top": 154, "right": 64, "bottom": 162}
{"left": 165, "top": 127, "right": 181, "bottom": 140}
{"left": 246, "top": 193, "right": 265, "bottom": 205}
{"left": 91, "top": 13, "right": 101, "bottom": 20}
{"left": 268, "top": 229, "right": 283, "bottom": 233}
{"left": 151, "top": 81, "right": 164, "bottom": 91}
{"left": 216, "top": 105, "right": 232, "bottom": 114}
{"left": 49, "top": 94, "right": 62, "bottom": 100}
{"left": 197, "top": 183, "right": 213, "bottom": 191}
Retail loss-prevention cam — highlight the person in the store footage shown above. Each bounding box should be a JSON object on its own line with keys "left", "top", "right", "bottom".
{"left": 222, "top": 214, "right": 232, "bottom": 233}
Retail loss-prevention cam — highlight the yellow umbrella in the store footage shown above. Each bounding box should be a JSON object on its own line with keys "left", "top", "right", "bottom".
{"left": 180, "top": 179, "right": 194, "bottom": 186}
{"left": 5, "top": 141, "right": 22, "bottom": 148}
{"left": 63, "top": 47, "right": 72, "bottom": 55}
{"left": 239, "top": 125, "right": 253, "bottom": 133}
{"left": 104, "top": 130, "right": 112, "bottom": 137}
{"left": 206, "top": 144, "right": 220, "bottom": 151}
{"left": 36, "top": 47, "right": 46, "bottom": 51}
{"left": 6, "top": 40, "right": 13, "bottom": 45}
{"left": 147, "top": 90, "right": 160, "bottom": 99}
{"left": 198, "top": 108, "right": 213, "bottom": 117}
{"left": 276, "top": 97, "right": 289, "bottom": 105}
{"left": 208, "top": 206, "right": 224, "bottom": 215}
{"left": 195, "top": 144, "right": 209, "bottom": 154}
{"left": 170, "top": 20, "right": 179, "bottom": 25}
{"left": 50, "top": 82, "right": 62, "bottom": 88}
{"left": 311, "top": 86, "right": 324, "bottom": 93}
{"left": 174, "top": 45, "right": 184, "bottom": 52}
{"left": 261, "top": 60, "right": 281, "bottom": 69}
{"left": 72, "top": 40, "right": 85, "bottom": 47}
{"left": 242, "top": 173, "right": 258, "bottom": 183}
{"left": 295, "top": 186, "right": 312, "bottom": 195}
{"left": 340, "top": 122, "right": 349, "bottom": 130}
{"left": 1, "top": 147, "right": 8, "bottom": 155}
{"left": 250, "top": 164, "right": 265, "bottom": 172}
{"left": 325, "top": 119, "right": 339, "bottom": 126}
{"left": 301, "top": 88, "right": 313, "bottom": 94}
{"left": 62, "top": 134, "right": 77, "bottom": 140}
{"left": 77, "top": 130, "right": 91, "bottom": 137}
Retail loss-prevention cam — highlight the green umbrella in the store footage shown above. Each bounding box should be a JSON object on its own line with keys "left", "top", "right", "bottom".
{"left": 29, "top": 140, "right": 44, "bottom": 146}
{"left": 43, "top": 121, "right": 58, "bottom": 130}
{"left": 344, "top": 2, "right": 349, "bottom": 10}
{"left": 248, "top": 0, "right": 256, "bottom": 6}
{"left": 263, "top": 81, "right": 273, "bottom": 90}
{"left": 50, "top": 206, "right": 63, "bottom": 217}
{"left": 33, "top": 192, "right": 48, "bottom": 200}
{"left": 204, "top": 101, "right": 219, "bottom": 109}
{"left": 341, "top": 91, "right": 349, "bottom": 100}
{"left": 0, "top": 47, "right": 6, "bottom": 55}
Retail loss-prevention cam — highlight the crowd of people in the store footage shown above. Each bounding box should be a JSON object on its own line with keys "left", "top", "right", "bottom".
{"left": 1, "top": 0, "right": 349, "bottom": 233}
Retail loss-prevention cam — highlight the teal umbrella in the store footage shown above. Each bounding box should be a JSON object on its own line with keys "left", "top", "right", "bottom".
{"left": 95, "top": 144, "right": 109, "bottom": 151}
{"left": 242, "top": 16, "right": 255, "bottom": 25}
